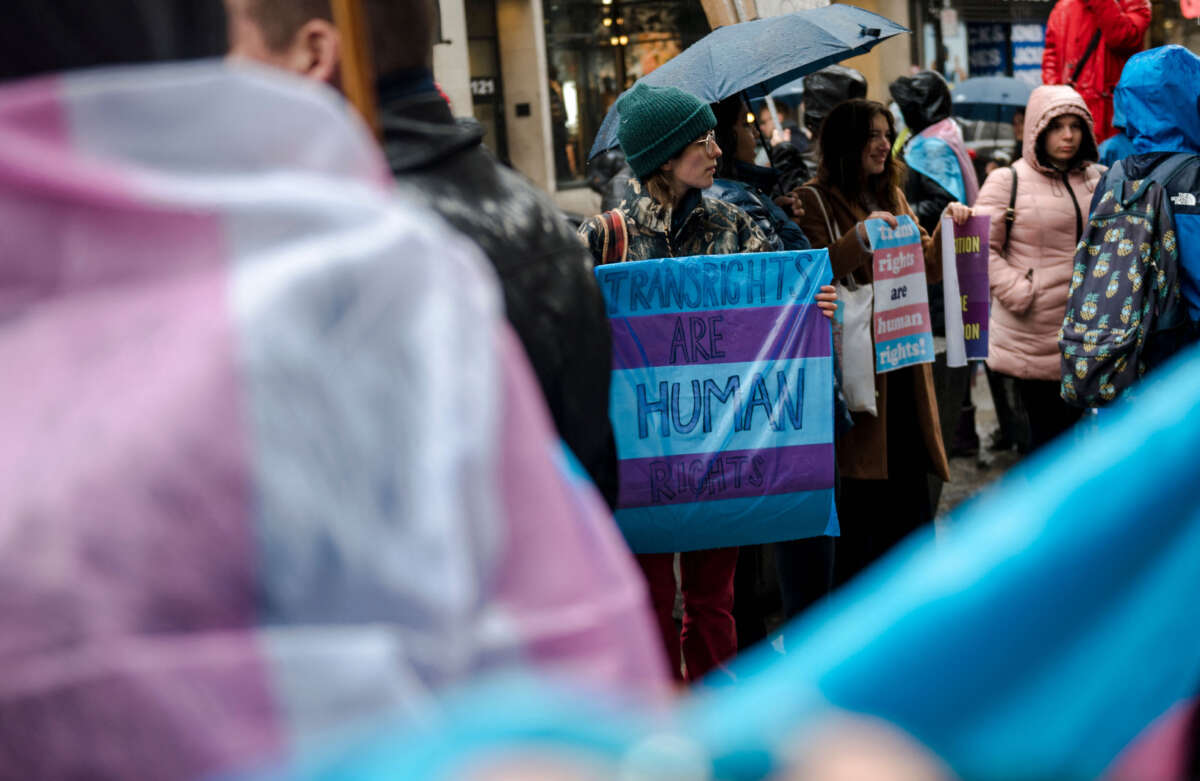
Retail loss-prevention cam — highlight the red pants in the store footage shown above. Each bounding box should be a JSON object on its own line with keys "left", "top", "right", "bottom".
{"left": 637, "top": 547, "right": 738, "bottom": 682}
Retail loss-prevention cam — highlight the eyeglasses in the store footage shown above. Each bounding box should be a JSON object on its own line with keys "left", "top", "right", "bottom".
{"left": 692, "top": 131, "right": 718, "bottom": 155}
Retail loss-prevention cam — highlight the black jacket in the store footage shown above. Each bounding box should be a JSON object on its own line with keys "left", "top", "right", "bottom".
{"left": 587, "top": 149, "right": 633, "bottom": 213}
{"left": 891, "top": 72, "right": 959, "bottom": 336}
{"left": 0, "top": 0, "right": 226, "bottom": 80}
{"left": 799, "top": 65, "right": 868, "bottom": 179}
{"left": 381, "top": 87, "right": 619, "bottom": 509}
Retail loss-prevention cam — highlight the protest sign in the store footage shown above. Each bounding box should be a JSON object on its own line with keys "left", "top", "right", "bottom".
{"left": 940, "top": 214, "right": 991, "bottom": 366}
{"left": 866, "top": 215, "right": 935, "bottom": 373}
{"left": 596, "top": 251, "right": 838, "bottom": 553}
{"left": 956, "top": 215, "right": 990, "bottom": 360}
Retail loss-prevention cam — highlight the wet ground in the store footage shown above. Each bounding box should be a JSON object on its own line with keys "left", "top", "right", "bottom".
{"left": 937, "top": 367, "right": 1023, "bottom": 516}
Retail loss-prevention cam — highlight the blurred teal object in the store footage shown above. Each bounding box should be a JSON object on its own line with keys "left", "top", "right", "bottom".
{"left": 256, "top": 343, "right": 1200, "bottom": 780}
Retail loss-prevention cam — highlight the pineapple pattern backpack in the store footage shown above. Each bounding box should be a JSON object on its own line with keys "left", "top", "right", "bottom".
{"left": 1059, "top": 154, "right": 1197, "bottom": 407}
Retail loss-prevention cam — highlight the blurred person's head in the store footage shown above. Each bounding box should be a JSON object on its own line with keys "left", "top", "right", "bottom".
{"left": 224, "top": 0, "right": 437, "bottom": 86}
{"left": 887, "top": 70, "right": 951, "bottom": 136}
{"left": 0, "top": 0, "right": 227, "bottom": 82}
{"left": 1012, "top": 108, "right": 1026, "bottom": 144}
{"left": 616, "top": 82, "right": 719, "bottom": 207}
{"left": 1114, "top": 45, "right": 1200, "bottom": 155}
{"left": 224, "top": 0, "right": 338, "bottom": 82}
{"left": 818, "top": 98, "right": 903, "bottom": 212}
{"left": 1025, "top": 85, "right": 1097, "bottom": 172}
{"left": 781, "top": 717, "right": 956, "bottom": 781}
{"left": 758, "top": 104, "right": 776, "bottom": 140}
{"left": 801, "top": 64, "right": 868, "bottom": 137}
{"left": 715, "top": 96, "right": 758, "bottom": 177}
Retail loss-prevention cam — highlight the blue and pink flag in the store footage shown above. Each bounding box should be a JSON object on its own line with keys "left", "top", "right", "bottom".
{"left": 0, "top": 61, "right": 667, "bottom": 780}
{"left": 596, "top": 251, "right": 838, "bottom": 553}
{"left": 867, "top": 215, "right": 936, "bottom": 373}
{"left": 272, "top": 340, "right": 1200, "bottom": 781}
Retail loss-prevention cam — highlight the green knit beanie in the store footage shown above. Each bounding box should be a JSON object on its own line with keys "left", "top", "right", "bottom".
{"left": 616, "top": 83, "right": 717, "bottom": 180}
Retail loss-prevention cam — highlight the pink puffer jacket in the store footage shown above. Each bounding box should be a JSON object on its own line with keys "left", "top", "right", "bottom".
{"left": 976, "top": 85, "right": 1104, "bottom": 380}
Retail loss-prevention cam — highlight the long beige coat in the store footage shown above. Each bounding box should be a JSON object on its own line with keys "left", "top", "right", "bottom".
{"left": 794, "top": 183, "right": 951, "bottom": 482}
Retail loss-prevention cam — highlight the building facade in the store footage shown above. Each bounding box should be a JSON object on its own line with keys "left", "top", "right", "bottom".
{"left": 431, "top": 0, "right": 1198, "bottom": 199}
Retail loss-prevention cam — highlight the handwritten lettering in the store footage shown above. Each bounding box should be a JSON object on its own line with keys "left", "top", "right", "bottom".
{"left": 602, "top": 257, "right": 802, "bottom": 315}
{"left": 648, "top": 453, "right": 767, "bottom": 504}
{"left": 668, "top": 315, "right": 727, "bottom": 364}
{"left": 635, "top": 369, "right": 806, "bottom": 440}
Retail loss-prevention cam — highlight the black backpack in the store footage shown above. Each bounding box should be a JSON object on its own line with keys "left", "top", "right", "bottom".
{"left": 1059, "top": 154, "right": 1198, "bottom": 407}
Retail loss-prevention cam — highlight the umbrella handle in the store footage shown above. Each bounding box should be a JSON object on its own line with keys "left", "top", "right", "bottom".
{"left": 743, "top": 90, "right": 779, "bottom": 172}
{"left": 331, "top": 0, "right": 381, "bottom": 139}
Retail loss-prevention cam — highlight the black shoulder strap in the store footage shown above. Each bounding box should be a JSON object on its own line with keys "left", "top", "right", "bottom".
{"left": 1002, "top": 166, "right": 1018, "bottom": 255}
{"left": 1150, "top": 153, "right": 1200, "bottom": 191}
{"left": 1119, "top": 154, "right": 1196, "bottom": 208}
{"left": 1070, "top": 29, "right": 1103, "bottom": 85}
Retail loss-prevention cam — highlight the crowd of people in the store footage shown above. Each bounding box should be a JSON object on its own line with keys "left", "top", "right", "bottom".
{"left": 3, "top": 0, "right": 1200, "bottom": 777}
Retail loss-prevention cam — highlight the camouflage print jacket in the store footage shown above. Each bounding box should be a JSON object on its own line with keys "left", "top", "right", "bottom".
{"left": 578, "top": 177, "right": 770, "bottom": 264}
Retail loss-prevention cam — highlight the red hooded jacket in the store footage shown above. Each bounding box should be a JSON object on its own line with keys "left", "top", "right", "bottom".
{"left": 1042, "top": 0, "right": 1150, "bottom": 142}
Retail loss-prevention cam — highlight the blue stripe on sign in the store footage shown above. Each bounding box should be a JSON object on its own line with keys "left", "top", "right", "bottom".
{"left": 614, "top": 489, "right": 839, "bottom": 553}
{"left": 610, "top": 357, "right": 834, "bottom": 460}
{"left": 875, "top": 331, "right": 936, "bottom": 372}
{"left": 595, "top": 250, "right": 832, "bottom": 318}
{"left": 863, "top": 215, "right": 922, "bottom": 251}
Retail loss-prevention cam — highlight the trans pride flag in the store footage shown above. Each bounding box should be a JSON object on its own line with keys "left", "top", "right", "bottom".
{"left": 597, "top": 252, "right": 837, "bottom": 553}
{"left": 0, "top": 61, "right": 666, "bottom": 780}
{"left": 271, "top": 340, "right": 1200, "bottom": 781}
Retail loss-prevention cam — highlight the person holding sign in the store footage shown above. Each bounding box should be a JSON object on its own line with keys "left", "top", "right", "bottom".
{"left": 579, "top": 84, "right": 837, "bottom": 682}
{"left": 793, "top": 99, "right": 972, "bottom": 587}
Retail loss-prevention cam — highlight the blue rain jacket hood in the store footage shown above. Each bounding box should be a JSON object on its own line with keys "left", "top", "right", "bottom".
{"left": 1115, "top": 45, "right": 1200, "bottom": 155}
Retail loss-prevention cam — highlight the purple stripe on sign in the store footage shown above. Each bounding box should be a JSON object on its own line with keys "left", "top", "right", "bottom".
{"left": 610, "top": 305, "right": 830, "bottom": 371}
{"left": 617, "top": 443, "right": 834, "bottom": 509}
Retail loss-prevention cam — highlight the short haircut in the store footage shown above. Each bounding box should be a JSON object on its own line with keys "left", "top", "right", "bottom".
{"left": 365, "top": 0, "right": 435, "bottom": 73}
{"left": 249, "top": 0, "right": 332, "bottom": 51}
{"left": 248, "top": 0, "right": 435, "bottom": 74}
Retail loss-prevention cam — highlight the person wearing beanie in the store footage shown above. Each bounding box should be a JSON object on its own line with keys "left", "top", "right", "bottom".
{"left": 579, "top": 83, "right": 837, "bottom": 684}
{"left": 579, "top": 82, "right": 770, "bottom": 264}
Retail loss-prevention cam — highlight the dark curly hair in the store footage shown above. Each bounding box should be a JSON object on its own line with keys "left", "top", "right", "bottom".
{"left": 817, "top": 98, "right": 904, "bottom": 213}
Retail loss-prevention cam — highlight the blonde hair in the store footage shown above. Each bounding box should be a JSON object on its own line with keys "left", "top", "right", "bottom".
{"left": 643, "top": 170, "right": 675, "bottom": 208}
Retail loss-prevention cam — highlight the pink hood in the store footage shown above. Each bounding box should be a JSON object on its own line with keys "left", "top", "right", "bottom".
{"left": 975, "top": 84, "right": 1105, "bottom": 380}
{"left": 1023, "top": 85, "right": 1100, "bottom": 174}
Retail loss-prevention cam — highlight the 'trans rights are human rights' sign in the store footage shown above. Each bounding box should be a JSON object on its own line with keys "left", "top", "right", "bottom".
{"left": 596, "top": 251, "right": 839, "bottom": 553}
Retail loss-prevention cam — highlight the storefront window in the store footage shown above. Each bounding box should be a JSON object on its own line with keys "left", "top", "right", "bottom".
{"left": 913, "top": 0, "right": 1052, "bottom": 84}
{"left": 1150, "top": 0, "right": 1200, "bottom": 50}
{"left": 545, "top": 0, "right": 710, "bottom": 186}
{"left": 467, "top": 0, "right": 509, "bottom": 164}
